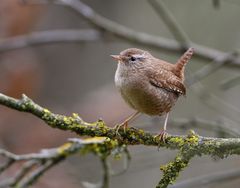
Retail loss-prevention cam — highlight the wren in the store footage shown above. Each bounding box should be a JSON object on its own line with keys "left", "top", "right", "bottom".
{"left": 111, "top": 48, "right": 194, "bottom": 139}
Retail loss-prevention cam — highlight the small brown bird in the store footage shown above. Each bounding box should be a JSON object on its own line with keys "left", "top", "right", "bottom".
{"left": 111, "top": 48, "right": 194, "bottom": 139}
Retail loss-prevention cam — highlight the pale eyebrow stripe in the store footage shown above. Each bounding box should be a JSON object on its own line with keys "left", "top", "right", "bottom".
{"left": 133, "top": 54, "right": 146, "bottom": 59}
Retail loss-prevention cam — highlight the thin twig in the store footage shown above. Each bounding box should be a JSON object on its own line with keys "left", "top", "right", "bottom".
{"left": 212, "top": 0, "right": 221, "bottom": 9}
{"left": 0, "top": 160, "right": 38, "bottom": 188}
{"left": 100, "top": 158, "right": 110, "bottom": 188}
{"left": 185, "top": 51, "right": 240, "bottom": 126}
{"left": 0, "top": 29, "right": 101, "bottom": 52}
{"left": 191, "top": 82, "right": 240, "bottom": 124}
{"left": 170, "top": 168, "right": 240, "bottom": 188}
{"left": 220, "top": 75, "right": 240, "bottom": 90}
{"left": 148, "top": 0, "right": 191, "bottom": 48}
{"left": 170, "top": 117, "right": 240, "bottom": 137}
{"left": 186, "top": 52, "right": 235, "bottom": 86}
{"left": 17, "top": 160, "right": 61, "bottom": 188}
{"left": 10, "top": 160, "right": 39, "bottom": 187}
{"left": 0, "top": 158, "right": 14, "bottom": 174}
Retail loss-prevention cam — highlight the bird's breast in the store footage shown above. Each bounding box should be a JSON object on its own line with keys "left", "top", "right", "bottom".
{"left": 115, "top": 66, "right": 178, "bottom": 116}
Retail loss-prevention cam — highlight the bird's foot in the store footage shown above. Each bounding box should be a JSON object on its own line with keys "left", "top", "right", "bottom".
{"left": 114, "top": 121, "right": 128, "bottom": 136}
{"left": 155, "top": 130, "right": 168, "bottom": 144}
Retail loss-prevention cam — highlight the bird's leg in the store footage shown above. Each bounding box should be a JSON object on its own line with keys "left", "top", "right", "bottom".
{"left": 115, "top": 111, "right": 140, "bottom": 134}
{"left": 157, "top": 112, "right": 169, "bottom": 142}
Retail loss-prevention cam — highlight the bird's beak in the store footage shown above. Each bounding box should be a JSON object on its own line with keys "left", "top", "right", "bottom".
{"left": 110, "top": 55, "right": 121, "bottom": 61}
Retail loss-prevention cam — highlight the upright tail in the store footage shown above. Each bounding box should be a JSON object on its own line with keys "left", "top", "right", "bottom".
{"left": 174, "top": 47, "right": 194, "bottom": 80}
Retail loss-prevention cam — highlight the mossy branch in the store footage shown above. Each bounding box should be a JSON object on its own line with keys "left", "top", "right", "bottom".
{"left": 1, "top": 93, "right": 240, "bottom": 188}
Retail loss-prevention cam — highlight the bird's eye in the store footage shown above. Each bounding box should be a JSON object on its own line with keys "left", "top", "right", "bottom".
{"left": 130, "top": 56, "right": 137, "bottom": 61}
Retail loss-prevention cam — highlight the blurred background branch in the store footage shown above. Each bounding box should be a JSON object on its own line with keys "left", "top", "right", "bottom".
{"left": 147, "top": 0, "right": 191, "bottom": 47}
{"left": 0, "top": 29, "right": 101, "bottom": 52}
{"left": 171, "top": 168, "right": 240, "bottom": 188}
{"left": 0, "top": 137, "right": 121, "bottom": 188}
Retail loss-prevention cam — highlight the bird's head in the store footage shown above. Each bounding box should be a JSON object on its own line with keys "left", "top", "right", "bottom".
{"left": 111, "top": 48, "right": 153, "bottom": 67}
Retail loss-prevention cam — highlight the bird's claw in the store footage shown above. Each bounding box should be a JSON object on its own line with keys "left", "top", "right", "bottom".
{"left": 155, "top": 130, "right": 168, "bottom": 147}
{"left": 114, "top": 121, "right": 128, "bottom": 136}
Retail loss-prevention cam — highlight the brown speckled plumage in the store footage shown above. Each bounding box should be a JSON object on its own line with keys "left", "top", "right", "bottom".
{"left": 111, "top": 48, "right": 194, "bottom": 135}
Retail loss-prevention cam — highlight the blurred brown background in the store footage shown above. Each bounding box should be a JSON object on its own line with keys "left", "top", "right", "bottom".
{"left": 1, "top": 0, "right": 240, "bottom": 187}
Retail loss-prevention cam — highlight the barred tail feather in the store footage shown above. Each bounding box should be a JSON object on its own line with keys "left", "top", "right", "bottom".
{"left": 175, "top": 47, "right": 194, "bottom": 80}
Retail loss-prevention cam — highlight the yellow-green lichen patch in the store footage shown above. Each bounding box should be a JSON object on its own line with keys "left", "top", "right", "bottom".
{"left": 158, "top": 154, "right": 189, "bottom": 187}
{"left": 57, "top": 143, "right": 73, "bottom": 156}
{"left": 21, "top": 104, "right": 27, "bottom": 110}
{"left": 43, "top": 108, "right": 51, "bottom": 114}
{"left": 79, "top": 138, "right": 119, "bottom": 158}
{"left": 185, "top": 130, "right": 199, "bottom": 145}
{"left": 41, "top": 108, "right": 55, "bottom": 126}
{"left": 168, "top": 137, "right": 185, "bottom": 147}
{"left": 138, "top": 129, "right": 145, "bottom": 136}
{"left": 72, "top": 113, "right": 80, "bottom": 119}
{"left": 113, "top": 153, "right": 122, "bottom": 160}
{"left": 63, "top": 117, "right": 72, "bottom": 125}
{"left": 96, "top": 119, "right": 106, "bottom": 128}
